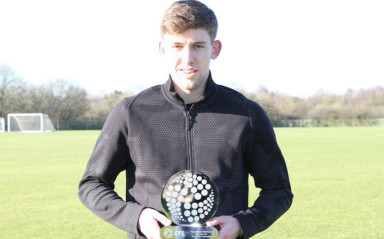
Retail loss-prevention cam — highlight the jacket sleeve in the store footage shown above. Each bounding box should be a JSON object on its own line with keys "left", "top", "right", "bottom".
{"left": 232, "top": 104, "right": 293, "bottom": 238}
{"left": 78, "top": 100, "right": 145, "bottom": 234}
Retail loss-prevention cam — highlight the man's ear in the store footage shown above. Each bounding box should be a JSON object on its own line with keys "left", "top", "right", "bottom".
{"left": 159, "top": 41, "right": 165, "bottom": 55}
{"left": 211, "top": 40, "right": 222, "bottom": 60}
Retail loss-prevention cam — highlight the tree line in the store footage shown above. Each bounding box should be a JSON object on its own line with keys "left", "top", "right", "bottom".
{"left": 1, "top": 63, "right": 383, "bottom": 127}
{"left": 242, "top": 86, "right": 384, "bottom": 126}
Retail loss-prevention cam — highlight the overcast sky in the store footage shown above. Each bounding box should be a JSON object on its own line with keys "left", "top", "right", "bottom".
{"left": 1, "top": 0, "right": 383, "bottom": 97}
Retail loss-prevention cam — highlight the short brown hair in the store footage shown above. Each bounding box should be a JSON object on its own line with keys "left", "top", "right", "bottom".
{"left": 161, "top": 0, "right": 218, "bottom": 42}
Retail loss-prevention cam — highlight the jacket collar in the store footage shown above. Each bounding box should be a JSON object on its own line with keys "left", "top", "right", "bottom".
{"left": 162, "top": 71, "right": 218, "bottom": 108}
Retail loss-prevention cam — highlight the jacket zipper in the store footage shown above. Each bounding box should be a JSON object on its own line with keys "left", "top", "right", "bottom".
{"left": 185, "top": 109, "right": 194, "bottom": 170}
{"left": 184, "top": 98, "right": 204, "bottom": 170}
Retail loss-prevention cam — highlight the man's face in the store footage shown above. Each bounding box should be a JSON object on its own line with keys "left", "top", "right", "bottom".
{"left": 160, "top": 29, "right": 221, "bottom": 94}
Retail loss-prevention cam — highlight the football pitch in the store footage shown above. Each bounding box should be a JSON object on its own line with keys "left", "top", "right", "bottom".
{"left": 0, "top": 127, "right": 383, "bottom": 238}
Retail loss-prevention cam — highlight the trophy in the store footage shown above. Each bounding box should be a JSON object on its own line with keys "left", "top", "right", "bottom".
{"left": 160, "top": 170, "right": 219, "bottom": 239}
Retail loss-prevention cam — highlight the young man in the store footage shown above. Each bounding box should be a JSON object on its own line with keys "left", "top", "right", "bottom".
{"left": 79, "top": 1, "right": 293, "bottom": 239}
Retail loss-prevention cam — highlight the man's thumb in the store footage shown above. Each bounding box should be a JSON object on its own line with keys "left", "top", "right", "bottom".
{"left": 206, "top": 217, "right": 219, "bottom": 227}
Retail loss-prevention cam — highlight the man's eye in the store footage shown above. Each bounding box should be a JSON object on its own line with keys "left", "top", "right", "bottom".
{"left": 172, "top": 45, "right": 183, "bottom": 49}
{"left": 194, "top": 45, "right": 204, "bottom": 49}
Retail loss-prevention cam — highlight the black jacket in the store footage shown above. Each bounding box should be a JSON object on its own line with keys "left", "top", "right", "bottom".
{"left": 79, "top": 74, "right": 293, "bottom": 239}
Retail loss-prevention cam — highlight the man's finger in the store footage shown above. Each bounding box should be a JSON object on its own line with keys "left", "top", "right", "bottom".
{"left": 206, "top": 216, "right": 224, "bottom": 226}
{"left": 206, "top": 216, "right": 241, "bottom": 239}
{"left": 138, "top": 208, "right": 171, "bottom": 239}
{"left": 152, "top": 210, "right": 172, "bottom": 226}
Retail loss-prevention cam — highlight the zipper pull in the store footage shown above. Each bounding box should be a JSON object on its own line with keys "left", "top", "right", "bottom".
{"left": 185, "top": 111, "right": 191, "bottom": 129}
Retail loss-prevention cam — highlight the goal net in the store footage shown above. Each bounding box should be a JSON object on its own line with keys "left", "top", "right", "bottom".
{"left": 7, "top": 113, "right": 56, "bottom": 133}
{"left": 0, "top": 117, "right": 4, "bottom": 133}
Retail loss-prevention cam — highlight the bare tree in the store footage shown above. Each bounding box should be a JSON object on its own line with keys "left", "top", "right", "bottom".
{"left": 33, "top": 79, "right": 89, "bottom": 121}
{"left": 82, "top": 90, "right": 132, "bottom": 121}
{"left": 0, "top": 64, "right": 28, "bottom": 117}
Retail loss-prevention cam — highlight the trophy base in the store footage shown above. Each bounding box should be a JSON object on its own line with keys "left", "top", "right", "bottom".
{"left": 160, "top": 225, "right": 218, "bottom": 239}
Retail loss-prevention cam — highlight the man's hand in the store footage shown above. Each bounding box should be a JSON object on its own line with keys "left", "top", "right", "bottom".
{"left": 138, "top": 208, "right": 172, "bottom": 239}
{"left": 206, "top": 216, "right": 242, "bottom": 239}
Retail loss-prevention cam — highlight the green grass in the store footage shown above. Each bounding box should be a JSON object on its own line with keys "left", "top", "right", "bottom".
{"left": 1, "top": 128, "right": 383, "bottom": 238}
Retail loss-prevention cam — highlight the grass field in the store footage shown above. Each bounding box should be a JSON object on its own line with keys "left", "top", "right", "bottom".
{"left": 0, "top": 128, "right": 383, "bottom": 239}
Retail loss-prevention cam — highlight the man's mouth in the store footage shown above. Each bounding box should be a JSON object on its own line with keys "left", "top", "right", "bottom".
{"left": 180, "top": 68, "right": 197, "bottom": 72}
{"left": 179, "top": 68, "right": 198, "bottom": 76}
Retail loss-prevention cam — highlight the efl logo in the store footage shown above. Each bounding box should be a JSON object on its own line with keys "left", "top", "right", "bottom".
{"left": 163, "top": 228, "right": 174, "bottom": 239}
{"left": 174, "top": 231, "right": 186, "bottom": 237}
{"left": 163, "top": 228, "right": 186, "bottom": 239}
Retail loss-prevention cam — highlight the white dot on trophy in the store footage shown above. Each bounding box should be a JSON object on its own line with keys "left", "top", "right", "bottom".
{"left": 197, "top": 184, "right": 203, "bottom": 190}
{"left": 205, "top": 184, "right": 211, "bottom": 190}
{"left": 203, "top": 206, "right": 207, "bottom": 210}
{"left": 199, "top": 202, "right": 204, "bottom": 207}
{"left": 197, "top": 176, "right": 202, "bottom": 181}
{"left": 192, "top": 210, "right": 197, "bottom": 216}
{"left": 204, "top": 200, "right": 208, "bottom": 204}
{"left": 188, "top": 183, "right": 193, "bottom": 188}
{"left": 177, "top": 195, "right": 184, "bottom": 202}
{"left": 172, "top": 192, "right": 178, "bottom": 198}
{"left": 200, "top": 214, "right": 205, "bottom": 219}
{"left": 184, "top": 202, "right": 191, "bottom": 209}
{"left": 192, "top": 203, "right": 198, "bottom": 209}
{"left": 188, "top": 217, "right": 194, "bottom": 223}
{"left": 181, "top": 189, "right": 188, "bottom": 196}
{"left": 193, "top": 180, "right": 198, "bottom": 185}
{"left": 198, "top": 208, "right": 203, "bottom": 213}
{"left": 194, "top": 193, "right": 202, "bottom": 200}
{"left": 191, "top": 187, "right": 197, "bottom": 193}
{"left": 183, "top": 180, "right": 188, "bottom": 185}
{"left": 171, "top": 199, "right": 176, "bottom": 203}
{"left": 201, "top": 189, "right": 208, "bottom": 196}
{"left": 175, "top": 185, "right": 181, "bottom": 191}
{"left": 202, "top": 179, "right": 207, "bottom": 185}
{"left": 166, "top": 191, "right": 171, "bottom": 197}
{"left": 166, "top": 197, "right": 171, "bottom": 202}
{"left": 168, "top": 185, "right": 174, "bottom": 191}
{"left": 204, "top": 211, "right": 209, "bottom": 215}
{"left": 184, "top": 210, "right": 191, "bottom": 217}
{"left": 194, "top": 216, "right": 199, "bottom": 221}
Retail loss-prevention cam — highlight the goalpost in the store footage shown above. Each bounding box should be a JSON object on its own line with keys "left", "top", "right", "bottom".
{"left": 0, "top": 117, "right": 5, "bottom": 133}
{"left": 7, "top": 113, "right": 56, "bottom": 133}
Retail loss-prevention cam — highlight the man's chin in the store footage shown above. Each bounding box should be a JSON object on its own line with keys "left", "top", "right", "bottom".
{"left": 182, "top": 84, "right": 198, "bottom": 92}
{"left": 172, "top": 76, "right": 206, "bottom": 92}
{"left": 175, "top": 78, "right": 196, "bottom": 87}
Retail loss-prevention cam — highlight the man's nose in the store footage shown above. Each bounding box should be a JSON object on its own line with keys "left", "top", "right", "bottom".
{"left": 182, "top": 46, "right": 194, "bottom": 64}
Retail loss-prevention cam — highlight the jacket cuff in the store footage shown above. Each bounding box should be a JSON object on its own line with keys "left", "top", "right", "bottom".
{"left": 232, "top": 211, "right": 263, "bottom": 239}
{"left": 125, "top": 203, "right": 146, "bottom": 235}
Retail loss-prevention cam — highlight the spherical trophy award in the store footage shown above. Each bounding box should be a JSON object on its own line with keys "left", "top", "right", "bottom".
{"left": 160, "top": 170, "right": 219, "bottom": 239}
